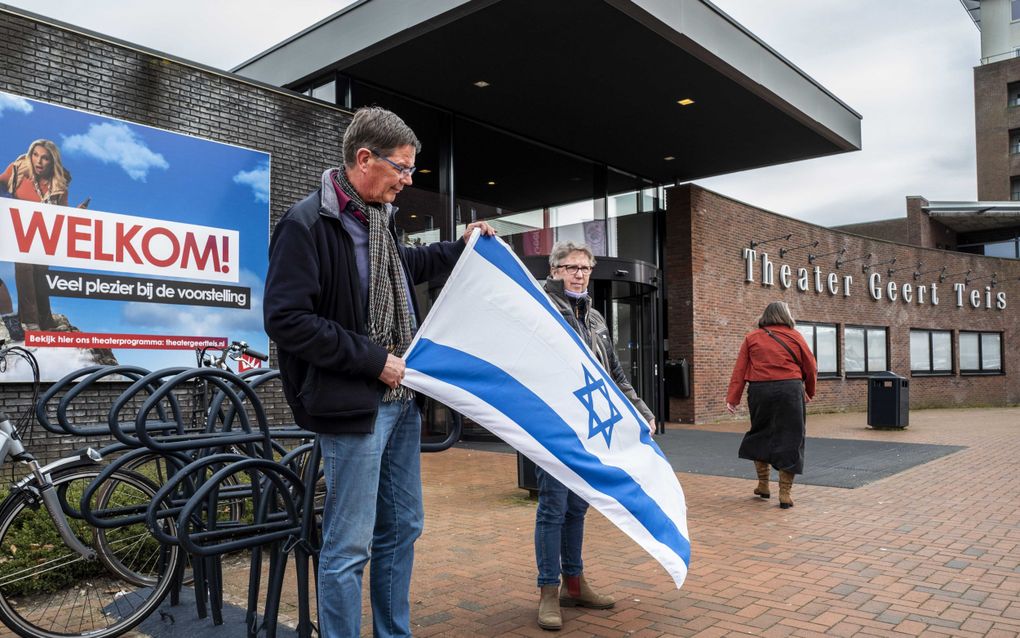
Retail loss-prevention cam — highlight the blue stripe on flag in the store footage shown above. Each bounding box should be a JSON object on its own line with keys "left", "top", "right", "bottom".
{"left": 406, "top": 337, "right": 691, "bottom": 566}
{"left": 472, "top": 236, "right": 660, "bottom": 454}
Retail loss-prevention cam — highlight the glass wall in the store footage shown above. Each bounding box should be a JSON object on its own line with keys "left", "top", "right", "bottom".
{"left": 452, "top": 117, "right": 604, "bottom": 256}
{"left": 958, "top": 237, "right": 1019, "bottom": 259}
{"left": 315, "top": 75, "right": 663, "bottom": 266}
{"left": 607, "top": 169, "right": 658, "bottom": 264}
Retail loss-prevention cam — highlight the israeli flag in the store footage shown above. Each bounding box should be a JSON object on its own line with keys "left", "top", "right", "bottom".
{"left": 403, "top": 232, "right": 690, "bottom": 587}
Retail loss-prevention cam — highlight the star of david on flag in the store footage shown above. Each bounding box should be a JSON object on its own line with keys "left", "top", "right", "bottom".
{"left": 574, "top": 365, "right": 621, "bottom": 447}
{"left": 402, "top": 231, "right": 690, "bottom": 588}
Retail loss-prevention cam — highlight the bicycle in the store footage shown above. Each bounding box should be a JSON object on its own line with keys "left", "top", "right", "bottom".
{"left": 0, "top": 342, "right": 183, "bottom": 638}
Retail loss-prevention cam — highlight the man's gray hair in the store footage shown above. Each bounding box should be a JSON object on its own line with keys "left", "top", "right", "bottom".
{"left": 548, "top": 241, "right": 596, "bottom": 269}
{"left": 342, "top": 106, "right": 421, "bottom": 167}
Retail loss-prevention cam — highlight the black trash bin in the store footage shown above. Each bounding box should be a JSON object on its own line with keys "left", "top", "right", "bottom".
{"left": 867, "top": 371, "right": 909, "bottom": 428}
{"left": 664, "top": 358, "right": 690, "bottom": 398}
{"left": 517, "top": 452, "right": 539, "bottom": 496}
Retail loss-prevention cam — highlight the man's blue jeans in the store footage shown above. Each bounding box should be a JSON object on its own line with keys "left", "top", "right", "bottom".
{"left": 317, "top": 398, "right": 423, "bottom": 638}
{"left": 534, "top": 465, "right": 589, "bottom": 587}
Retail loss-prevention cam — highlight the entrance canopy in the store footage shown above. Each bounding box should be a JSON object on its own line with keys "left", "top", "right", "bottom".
{"left": 235, "top": 0, "right": 861, "bottom": 184}
{"left": 925, "top": 201, "right": 1020, "bottom": 233}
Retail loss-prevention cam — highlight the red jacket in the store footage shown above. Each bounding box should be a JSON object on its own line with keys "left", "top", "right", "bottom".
{"left": 726, "top": 325, "right": 818, "bottom": 406}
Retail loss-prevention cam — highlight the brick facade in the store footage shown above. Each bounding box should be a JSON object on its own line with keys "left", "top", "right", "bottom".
{"left": 0, "top": 9, "right": 350, "bottom": 463}
{"left": 974, "top": 56, "right": 1020, "bottom": 201}
{"left": 665, "top": 185, "right": 1020, "bottom": 423}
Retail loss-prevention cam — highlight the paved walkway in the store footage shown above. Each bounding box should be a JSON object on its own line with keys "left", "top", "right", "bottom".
{"left": 191, "top": 408, "right": 1020, "bottom": 636}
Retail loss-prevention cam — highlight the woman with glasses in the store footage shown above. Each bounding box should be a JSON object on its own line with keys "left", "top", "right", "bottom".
{"left": 534, "top": 240, "right": 656, "bottom": 631}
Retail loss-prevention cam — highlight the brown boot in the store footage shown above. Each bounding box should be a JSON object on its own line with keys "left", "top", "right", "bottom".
{"left": 560, "top": 573, "right": 615, "bottom": 609}
{"left": 753, "top": 461, "right": 771, "bottom": 498}
{"left": 779, "top": 470, "right": 795, "bottom": 509}
{"left": 538, "top": 584, "right": 562, "bottom": 630}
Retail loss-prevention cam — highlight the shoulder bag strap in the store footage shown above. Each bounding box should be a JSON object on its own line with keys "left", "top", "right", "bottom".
{"left": 763, "top": 328, "right": 800, "bottom": 367}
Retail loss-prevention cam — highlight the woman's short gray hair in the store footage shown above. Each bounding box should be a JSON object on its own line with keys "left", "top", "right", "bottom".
{"left": 548, "top": 241, "right": 596, "bottom": 269}
{"left": 342, "top": 106, "right": 421, "bottom": 167}
{"left": 758, "top": 301, "right": 796, "bottom": 329}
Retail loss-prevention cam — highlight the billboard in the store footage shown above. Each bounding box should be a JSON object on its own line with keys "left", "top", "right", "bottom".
{"left": 0, "top": 90, "right": 270, "bottom": 381}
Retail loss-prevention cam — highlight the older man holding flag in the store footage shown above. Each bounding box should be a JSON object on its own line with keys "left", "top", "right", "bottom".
{"left": 401, "top": 232, "right": 690, "bottom": 629}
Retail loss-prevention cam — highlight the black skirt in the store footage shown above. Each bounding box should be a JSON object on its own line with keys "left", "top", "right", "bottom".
{"left": 737, "top": 379, "right": 806, "bottom": 474}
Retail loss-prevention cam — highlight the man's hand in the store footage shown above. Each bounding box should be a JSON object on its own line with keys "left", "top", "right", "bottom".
{"left": 647, "top": 417, "right": 656, "bottom": 435}
{"left": 726, "top": 402, "right": 737, "bottom": 414}
{"left": 462, "top": 221, "right": 497, "bottom": 242}
{"left": 378, "top": 353, "right": 406, "bottom": 389}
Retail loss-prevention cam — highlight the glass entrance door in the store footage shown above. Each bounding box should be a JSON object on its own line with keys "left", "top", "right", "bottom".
{"left": 590, "top": 278, "right": 659, "bottom": 424}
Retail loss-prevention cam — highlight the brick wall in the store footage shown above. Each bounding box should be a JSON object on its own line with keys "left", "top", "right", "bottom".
{"left": 0, "top": 9, "right": 351, "bottom": 462}
{"left": 832, "top": 218, "right": 909, "bottom": 244}
{"left": 974, "top": 57, "right": 1020, "bottom": 201}
{"left": 666, "top": 185, "right": 1020, "bottom": 424}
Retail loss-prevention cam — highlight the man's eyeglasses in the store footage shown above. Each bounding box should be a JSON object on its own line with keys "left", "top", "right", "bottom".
{"left": 556, "top": 264, "right": 593, "bottom": 275}
{"left": 371, "top": 149, "right": 416, "bottom": 177}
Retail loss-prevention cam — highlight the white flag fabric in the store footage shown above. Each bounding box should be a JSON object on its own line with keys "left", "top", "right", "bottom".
{"left": 402, "top": 232, "right": 690, "bottom": 587}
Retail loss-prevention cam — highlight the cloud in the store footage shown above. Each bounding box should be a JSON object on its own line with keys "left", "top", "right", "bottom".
{"left": 0, "top": 345, "right": 102, "bottom": 382}
{"left": 0, "top": 93, "right": 33, "bottom": 117}
{"left": 698, "top": 0, "right": 980, "bottom": 226}
{"left": 62, "top": 122, "right": 169, "bottom": 181}
{"left": 233, "top": 161, "right": 270, "bottom": 203}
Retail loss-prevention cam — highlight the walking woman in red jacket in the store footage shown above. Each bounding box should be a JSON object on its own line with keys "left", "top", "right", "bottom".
{"left": 726, "top": 301, "right": 817, "bottom": 508}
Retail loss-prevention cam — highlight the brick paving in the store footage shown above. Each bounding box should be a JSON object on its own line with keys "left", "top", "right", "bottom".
{"left": 168, "top": 407, "right": 1020, "bottom": 636}
{"left": 403, "top": 407, "right": 1020, "bottom": 637}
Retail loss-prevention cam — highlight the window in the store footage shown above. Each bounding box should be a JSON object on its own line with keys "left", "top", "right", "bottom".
{"left": 844, "top": 326, "right": 888, "bottom": 375}
{"left": 958, "top": 238, "right": 1019, "bottom": 259}
{"left": 910, "top": 329, "right": 953, "bottom": 374}
{"left": 1012, "top": 177, "right": 1020, "bottom": 201}
{"left": 1010, "top": 82, "right": 1020, "bottom": 107}
{"left": 795, "top": 322, "right": 837, "bottom": 376}
{"left": 1011, "top": 129, "right": 1020, "bottom": 154}
{"left": 299, "top": 75, "right": 337, "bottom": 104}
{"left": 1013, "top": 0, "right": 1020, "bottom": 21}
{"left": 960, "top": 332, "right": 1003, "bottom": 373}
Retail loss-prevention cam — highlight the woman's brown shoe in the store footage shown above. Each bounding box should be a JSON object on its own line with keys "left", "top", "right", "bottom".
{"left": 538, "top": 585, "right": 562, "bottom": 630}
{"left": 753, "top": 461, "right": 771, "bottom": 498}
{"left": 779, "top": 470, "right": 795, "bottom": 509}
{"left": 560, "top": 574, "right": 615, "bottom": 609}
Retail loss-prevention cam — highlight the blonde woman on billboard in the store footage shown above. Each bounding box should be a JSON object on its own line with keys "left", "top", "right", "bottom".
{"left": 0, "top": 139, "right": 73, "bottom": 338}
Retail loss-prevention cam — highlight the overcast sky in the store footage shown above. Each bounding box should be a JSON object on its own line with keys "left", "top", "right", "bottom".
{"left": 3, "top": 0, "right": 981, "bottom": 226}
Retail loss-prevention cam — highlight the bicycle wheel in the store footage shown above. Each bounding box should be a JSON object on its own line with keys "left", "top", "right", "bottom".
{"left": 0, "top": 468, "right": 180, "bottom": 638}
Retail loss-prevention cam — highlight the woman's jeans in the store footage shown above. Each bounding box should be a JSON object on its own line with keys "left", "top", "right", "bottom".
{"left": 534, "top": 465, "right": 589, "bottom": 587}
{"left": 318, "top": 398, "right": 423, "bottom": 638}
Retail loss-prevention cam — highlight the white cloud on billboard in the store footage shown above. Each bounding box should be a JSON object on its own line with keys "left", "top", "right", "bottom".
{"left": 0, "top": 93, "right": 33, "bottom": 117}
{"left": 63, "top": 122, "right": 169, "bottom": 181}
{"left": 5, "top": 346, "right": 99, "bottom": 382}
{"left": 233, "top": 161, "right": 270, "bottom": 203}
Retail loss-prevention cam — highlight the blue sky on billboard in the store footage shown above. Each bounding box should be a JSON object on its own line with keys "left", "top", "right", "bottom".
{"left": 0, "top": 0, "right": 982, "bottom": 226}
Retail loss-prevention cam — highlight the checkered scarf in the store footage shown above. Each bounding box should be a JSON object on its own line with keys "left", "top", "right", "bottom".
{"left": 332, "top": 168, "right": 414, "bottom": 401}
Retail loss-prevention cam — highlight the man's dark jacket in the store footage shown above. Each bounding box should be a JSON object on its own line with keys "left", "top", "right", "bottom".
{"left": 264, "top": 188, "right": 464, "bottom": 434}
